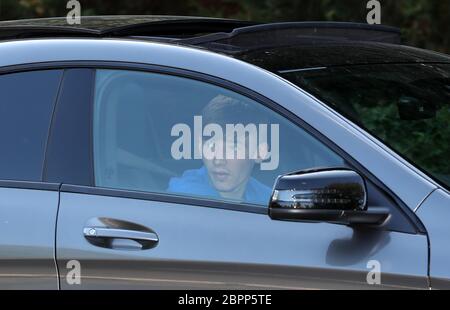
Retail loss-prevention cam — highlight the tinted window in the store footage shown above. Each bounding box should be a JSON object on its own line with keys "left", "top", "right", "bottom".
{"left": 279, "top": 64, "right": 450, "bottom": 190}
{"left": 93, "top": 69, "right": 344, "bottom": 207}
{"left": 0, "top": 70, "right": 62, "bottom": 181}
{"left": 43, "top": 69, "right": 95, "bottom": 186}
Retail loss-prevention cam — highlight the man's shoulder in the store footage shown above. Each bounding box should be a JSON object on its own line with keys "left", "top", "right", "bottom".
{"left": 246, "top": 177, "right": 272, "bottom": 203}
{"left": 168, "top": 167, "right": 209, "bottom": 192}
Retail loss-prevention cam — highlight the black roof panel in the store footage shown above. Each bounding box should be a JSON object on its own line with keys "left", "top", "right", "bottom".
{"left": 0, "top": 15, "right": 213, "bottom": 31}
{"left": 1, "top": 16, "right": 448, "bottom": 67}
{"left": 0, "top": 15, "right": 256, "bottom": 39}
{"left": 235, "top": 42, "right": 450, "bottom": 70}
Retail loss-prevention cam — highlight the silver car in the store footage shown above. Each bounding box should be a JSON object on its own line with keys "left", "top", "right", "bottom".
{"left": 0, "top": 16, "right": 448, "bottom": 290}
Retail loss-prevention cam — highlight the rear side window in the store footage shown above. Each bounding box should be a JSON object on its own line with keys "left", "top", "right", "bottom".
{"left": 280, "top": 64, "right": 450, "bottom": 190}
{"left": 0, "top": 70, "right": 62, "bottom": 181}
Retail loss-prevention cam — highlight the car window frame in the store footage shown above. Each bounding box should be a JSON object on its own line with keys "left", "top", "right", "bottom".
{"left": 0, "top": 61, "right": 425, "bottom": 234}
{"left": 0, "top": 67, "right": 63, "bottom": 188}
{"left": 43, "top": 68, "right": 96, "bottom": 186}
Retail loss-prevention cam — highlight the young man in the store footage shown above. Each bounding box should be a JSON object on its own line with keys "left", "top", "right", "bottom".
{"left": 168, "top": 95, "right": 272, "bottom": 205}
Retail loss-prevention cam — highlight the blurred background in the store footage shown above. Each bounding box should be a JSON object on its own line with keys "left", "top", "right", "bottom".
{"left": 0, "top": 0, "right": 448, "bottom": 53}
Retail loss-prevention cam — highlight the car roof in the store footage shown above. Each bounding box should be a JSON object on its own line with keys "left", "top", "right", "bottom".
{"left": 0, "top": 15, "right": 400, "bottom": 42}
{"left": 0, "top": 15, "right": 257, "bottom": 39}
{"left": 0, "top": 15, "right": 448, "bottom": 68}
{"left": 0, "top": 15, "right": 254, "bottom": 31}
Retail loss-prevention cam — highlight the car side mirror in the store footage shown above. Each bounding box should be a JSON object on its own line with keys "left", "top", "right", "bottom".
{"left": 269, "top": 168, "right": 390, "bottom": 227}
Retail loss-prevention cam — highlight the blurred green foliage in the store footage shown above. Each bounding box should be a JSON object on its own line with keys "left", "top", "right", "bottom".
{"left": 355, "top": 100, "right": 450, "bottom": 183}
{"left": 0, "top": 0, "right": 448, "bottom": 53}
{"left": 286, "top": 62, "right": 450, "bottom": 187}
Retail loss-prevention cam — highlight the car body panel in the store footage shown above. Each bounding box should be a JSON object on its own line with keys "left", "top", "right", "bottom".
{"left": 0, "top": 186, "right": 59, "bottom": 289}
{"left": 57, "top": 192, "right": 429, "bottom": 289}
{"left": 0, "top": 39, "right": 438, "bottom": 210}
{"left": 416, "top": 189, "right": 450, "bottom": 289}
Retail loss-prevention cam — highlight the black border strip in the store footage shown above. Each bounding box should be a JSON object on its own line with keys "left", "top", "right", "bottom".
{"left": 0, "top": 60, "right": 426, "bottom": 234}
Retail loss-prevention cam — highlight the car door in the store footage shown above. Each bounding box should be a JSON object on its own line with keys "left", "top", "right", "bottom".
{"left": 55, "top": 66, "right": 429, "bottom": 289}
{"left": 416, "top": 189, "right": 450, "bottom": 289}
{"left": 0, "top": 69, "right": 63, "bottom": 289}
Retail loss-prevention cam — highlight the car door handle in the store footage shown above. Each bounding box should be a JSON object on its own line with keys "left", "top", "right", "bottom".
{"left": 83, "top": 226, "right": 159, "bottom": 250}
{"left": 84, "top": 227, "right": 159, "bottom": 242}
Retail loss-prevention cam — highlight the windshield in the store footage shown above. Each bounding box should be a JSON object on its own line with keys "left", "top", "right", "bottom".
{"left": 279, "top": 63, "right": 450, "bottom": 190}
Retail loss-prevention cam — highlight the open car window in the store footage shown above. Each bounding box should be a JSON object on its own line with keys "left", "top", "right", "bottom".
{"left": 93, "top": 69, "right": 345, "bottom": 207}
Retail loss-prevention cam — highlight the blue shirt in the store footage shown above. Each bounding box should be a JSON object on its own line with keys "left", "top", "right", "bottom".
{"left": 168, "top": 166, "right": 272, "bottom": 205}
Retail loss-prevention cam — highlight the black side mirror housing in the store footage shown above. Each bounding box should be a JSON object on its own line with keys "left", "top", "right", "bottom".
{"left": 269, "top": 168, "right": 390, "bottom": 227}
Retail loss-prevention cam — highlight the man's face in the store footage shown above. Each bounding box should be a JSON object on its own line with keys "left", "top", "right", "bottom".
{"left": 204, "top": 156, "right": 255, "bottom": 194}
{"left": 202, "top": 136, "right": 256, "bottom": 198}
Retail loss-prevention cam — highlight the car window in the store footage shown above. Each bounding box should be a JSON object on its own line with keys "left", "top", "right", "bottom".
{"left": 93, "top": 69, "right": 344, "bottom": 206}
{"left": 279, "top": 63, "right": 450, "bottom": 190}
{"left": 0, "top": 69, "right": 62, "bottom": 181}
